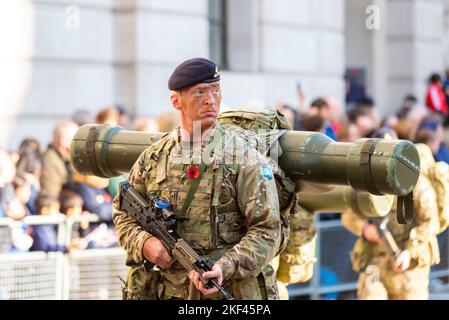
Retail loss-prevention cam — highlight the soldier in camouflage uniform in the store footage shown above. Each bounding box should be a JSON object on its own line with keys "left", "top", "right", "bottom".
{"left": 274, "top": 204, "right": 317, "bottom": 300}
{"left": 341, "top": 143, "right": 440, "bottom": 300}
{"left": 112, "top": 58, "right": 282, "bottom": 300}
{"left": 216, "top": 109, "right": 318, "bottom": 300}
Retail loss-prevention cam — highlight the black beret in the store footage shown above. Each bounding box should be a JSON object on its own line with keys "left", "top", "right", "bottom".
{"left": 168, "top": 57, "right": 220, "bottom": 91}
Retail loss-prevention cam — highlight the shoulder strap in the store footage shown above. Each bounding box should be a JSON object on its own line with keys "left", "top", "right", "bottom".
{"left": 396, "top": 193, "right": 414, "bottom": 224}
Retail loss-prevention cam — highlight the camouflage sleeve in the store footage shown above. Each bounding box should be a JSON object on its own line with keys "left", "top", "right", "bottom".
{"left": 404, "top": 176, "right": 439, "bottom": 255}
{"left": 341, "top": 208, "right": 366, "bottom": 237}
{"left": 216, "top": 154, "right": 282, "bottom": 281}
{"left": 112, "top": 149, "right": 153, "bottom": 267}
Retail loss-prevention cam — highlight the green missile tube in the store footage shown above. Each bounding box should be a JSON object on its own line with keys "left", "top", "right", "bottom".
{"left": 298, "top": 186, "right": 394, "bottom": 218}
{"left": 71, "top": 124, "right": 420, "bottom": 196}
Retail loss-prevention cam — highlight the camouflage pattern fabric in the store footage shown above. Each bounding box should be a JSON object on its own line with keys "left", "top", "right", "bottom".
{"left": 219, "top": 108, "right": 317, "bottom": 287}
{"left": 113, "top": 122, "right": 282, "bottom": 300}
{"left": 357, "top": 259, "right": 430, "bottom": 300}
{"left": 276, "top": 204, "right": 317, "bottom": 285}
{"left": 342, "top": 143, "right": 441, "bottom": 299}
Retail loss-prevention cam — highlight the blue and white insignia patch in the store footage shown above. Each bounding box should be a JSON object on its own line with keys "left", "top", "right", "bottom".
{"left": 261, "top": 165, "right": 273, "bottom": 180}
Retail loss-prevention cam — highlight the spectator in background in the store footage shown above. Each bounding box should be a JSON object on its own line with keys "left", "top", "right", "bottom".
{"left": 0, "top": 154, "right": 32, "bottom": 252}
{"left": 65, "top": 170, "right": 113, "bottom": 226}
{"left": 15, "top": 139, "right": 42, "bottom": 212}
{"left": 59, "top": 189, "right": 89, "bottom": 239}
{"left": 394, "top": 118, "right": 415, "bottom": 141}
{"left": 355, "top": 96, "right": 381, "bottom": 129}
{"left": 368, "top": 127, "right": 398, "bottom": 140}
{"left": 17, "top": 138, "right": 40, "bottom": 158}
{"left": 324, "top": 96, "right": 343, "bottom": 138}
{"left": 381, "top": 114, "right": 399, "bottom": 131}
{"left": 301, "top": 114, "right": 325, "bottom": 133}
{"left": 415, "top": 129, "right": 440, "bottom": 156}
{"left": 443, "top": 69, "right": 449, "bottom": 110}
{"left": 13, "top": 174, "right": 33, "bottom": 214}
{"left": 426, "top": 73, "right": 448, "bottom": 116}
{"left": 71, "top": 110, "right": 94, "bottom": 127}
{"left": 416, "top": 116, "right": 449, "bottom": 164}
{"left": 277, "top": 104, "right": 302, "bottom": 130}
{"left": 115, "top": 104, "right": 130, "bottom": 128}
{"left": 397, "top": 94, "right": 418, "bottom": 119}
{"left": 38, "top": 121, "right": 78, "bottom": 211}
{"left": 157, "top": 111, "right": 179, "bottom": 132}
{"left": 0, "top": 151, "right": 27, "bottom": 221}
{"left": 132, "top": 117, "right": 159, "bottom": 132}
{"left": 308, "top": 98, "right": 337, "bottom": 140}
{"left": 345, "top": 74, "right": 365, "bottom": 106}
{"left": 338, "top": 122, "right": 361, "bottom": 142}
{"left": 30, "top": 195, "right": 87, "bottom": 253}
{"left": 64, "top": 171, "right": 118, "bottom": 249}
{"left": 347, "top": 107, "right": 376, "bottom": 138}
{"left": 96, "top": 107, "right": 120, "bottom": 125}
{"left": 296, "top": 83, "right": 306, "bottom": 116}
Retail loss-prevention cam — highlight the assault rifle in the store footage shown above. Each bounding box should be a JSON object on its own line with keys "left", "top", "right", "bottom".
{"left": 119, "top": 182, "right": 234, "bottom": 300}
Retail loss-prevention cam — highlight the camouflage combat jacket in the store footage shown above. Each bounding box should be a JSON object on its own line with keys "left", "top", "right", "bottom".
{"left": 342, "top": 172, "right": 441, "bottom": 272}
{"left": 112, "top": 122, "right": 282, "bottom": 300}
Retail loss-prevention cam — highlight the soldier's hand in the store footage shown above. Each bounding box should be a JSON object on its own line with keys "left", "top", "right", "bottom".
{"left": 392, "top": 250, "right": 411, "bottom": 273}
{"left": 362, "top": 223, "right": 382, "bottom": 243}
{"left": 188, "top": 264, "right": 223, "bottom": 297}
{"left": 143, "top": 237, "right": 173, "bottom": 269}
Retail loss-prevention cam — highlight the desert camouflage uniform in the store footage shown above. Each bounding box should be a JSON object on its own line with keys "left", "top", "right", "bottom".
{"left": 274, "top": 204, "right": 317, "bottom": 300}
{"left": 342, "top": 144, "right": 440, "bottom": 300}
{"left": 113, "top": 122, "right": 282, "bottom": 300}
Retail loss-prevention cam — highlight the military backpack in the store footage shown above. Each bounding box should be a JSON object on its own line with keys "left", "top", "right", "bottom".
{"left": 218, "top": 109, "right": 298, "bottom": 255}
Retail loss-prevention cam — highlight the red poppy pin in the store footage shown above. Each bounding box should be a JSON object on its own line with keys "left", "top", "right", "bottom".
{"left": 187, "top": 166, "right": 200, "bottom": 179}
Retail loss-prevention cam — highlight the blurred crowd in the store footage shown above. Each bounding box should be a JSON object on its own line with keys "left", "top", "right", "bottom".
{"left": 2, "top": 69, "right": 449, "bottom": 256}
{"left": 0, "top": 106, "right": 179, "bottom": 254}
{"left": 277, "top": 70, "right": 449, "bottom": 163}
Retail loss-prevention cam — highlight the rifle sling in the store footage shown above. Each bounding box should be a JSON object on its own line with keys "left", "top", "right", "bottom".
{"left": 397, "top": 192, "right": 414, "bottom": 225}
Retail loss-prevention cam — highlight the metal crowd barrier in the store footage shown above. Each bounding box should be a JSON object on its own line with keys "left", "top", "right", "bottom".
{"left": 287, "top": 215, "right": 449, "bottom": 300}
{"left": 0, "top": 214, "right": 128, "bottom": 300}
{"left": 0, "top": 252, "right": 64, "bottom": 299}
{"left": 67, "top": 248, "right": 127, "bottom": 300}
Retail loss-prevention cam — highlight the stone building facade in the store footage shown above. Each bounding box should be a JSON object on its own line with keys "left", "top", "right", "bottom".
{"left": 0, "top": 0, "right": 447, "bottom": 149}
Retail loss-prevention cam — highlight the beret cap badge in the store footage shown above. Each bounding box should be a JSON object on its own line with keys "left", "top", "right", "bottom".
{"left": 214, "top": 66, "right": 220, "bottom": 78}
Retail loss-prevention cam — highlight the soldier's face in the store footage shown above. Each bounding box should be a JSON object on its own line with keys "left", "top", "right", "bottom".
{"left": 173, "top": 82, "right": 222, "bottom": 132}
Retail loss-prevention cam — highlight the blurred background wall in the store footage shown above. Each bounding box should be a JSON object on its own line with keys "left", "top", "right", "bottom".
{"left": 0, "top": 0, "right": 448, "bottom": 150}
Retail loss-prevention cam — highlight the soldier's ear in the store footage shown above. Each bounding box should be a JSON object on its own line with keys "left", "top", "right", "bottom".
{"left": 170, "top": 91, "right": 182, "bottom": 111}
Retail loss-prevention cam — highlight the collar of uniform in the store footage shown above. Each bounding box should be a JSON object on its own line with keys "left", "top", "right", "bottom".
{"left": 173, "top": 122, "right": 221, "bottom": 150}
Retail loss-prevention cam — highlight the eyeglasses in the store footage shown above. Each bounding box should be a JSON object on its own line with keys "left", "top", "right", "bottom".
{"left": 191, "top": 87, "right": 221, "bottom": 98}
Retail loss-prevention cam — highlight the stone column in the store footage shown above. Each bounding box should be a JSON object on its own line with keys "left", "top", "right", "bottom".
{"left": 0, "top": 0, "right": 115, "bottom": 149}
{"left": 386, "top": 0, "right": 445, "bottom": 110}
{"left": 222, "top": 0, "right": 346, "bottom": 110}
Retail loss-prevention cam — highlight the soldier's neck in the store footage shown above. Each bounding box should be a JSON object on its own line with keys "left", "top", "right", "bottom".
{"left": 179, "top": 122, "right": 216, "bottom": 142}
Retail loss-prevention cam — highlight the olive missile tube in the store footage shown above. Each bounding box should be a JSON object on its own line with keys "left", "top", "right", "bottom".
{"left": 71, "top": 124, "right": 420, "bottom": 197}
